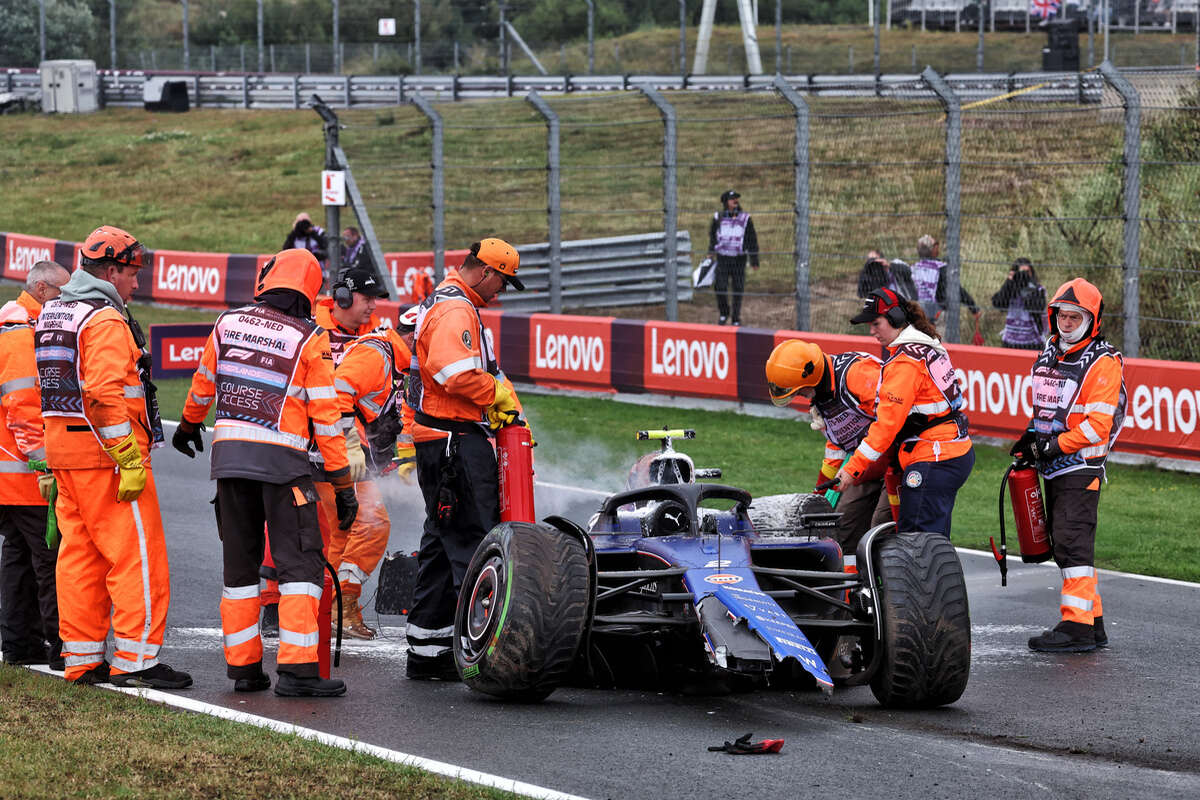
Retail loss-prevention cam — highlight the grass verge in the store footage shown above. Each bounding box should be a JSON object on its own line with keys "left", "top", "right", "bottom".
{"left": 0, "top": 665, "right": 517, "bottom": 800}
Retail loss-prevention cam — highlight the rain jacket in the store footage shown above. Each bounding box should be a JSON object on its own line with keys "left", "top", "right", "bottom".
{"left": 0, "top": 291, "right": 48, "bottom": 504}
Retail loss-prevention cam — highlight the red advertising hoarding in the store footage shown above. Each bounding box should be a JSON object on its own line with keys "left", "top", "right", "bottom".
{"left": 528, "top": 313, "right": 612, "bottom": 389}
{"left": 642, "top": 321, "right": 740, "bottom": 400}
{"left": 3, "top": 233, "right": 58, "bottom": 281}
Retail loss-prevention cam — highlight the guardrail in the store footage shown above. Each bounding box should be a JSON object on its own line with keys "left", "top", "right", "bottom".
{"left": 504, "top": 232, "right": 693, "bottom": 314}
{"left": 0, "top": 67, "right": 1108, "bottom": 108}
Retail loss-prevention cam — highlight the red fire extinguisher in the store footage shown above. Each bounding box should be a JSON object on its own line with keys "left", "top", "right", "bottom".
{"left": 991, "top": 459, "right": 1053, "bottom": 587}
{"left": 883, "top": 467, "right": 901, "bottom": 524}
{"left": 497, "top": 423, "right": 536, "bottom": 523}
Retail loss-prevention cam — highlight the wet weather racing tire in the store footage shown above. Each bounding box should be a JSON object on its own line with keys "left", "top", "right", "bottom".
{"left": 869, "top": 532, "right": 971, "bottom": 709}
{"left": 454, "top": 521, "right": 590, "bottom": 702}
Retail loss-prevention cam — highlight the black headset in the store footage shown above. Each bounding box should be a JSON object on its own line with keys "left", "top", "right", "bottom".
{"left": 332, "top": 281, "right": 353, "bottom": 309}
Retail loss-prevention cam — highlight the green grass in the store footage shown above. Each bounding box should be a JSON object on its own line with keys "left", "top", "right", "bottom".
{"left": 506, "top": 24, "right": 1200, "bottom": 76}
{"left": 0, "top": 665, "right": 516, "bottom": 800}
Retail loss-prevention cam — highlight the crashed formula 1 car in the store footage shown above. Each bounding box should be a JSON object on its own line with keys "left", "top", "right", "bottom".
{"left": 453, "top": 429, "right": 971, "bottom": 708}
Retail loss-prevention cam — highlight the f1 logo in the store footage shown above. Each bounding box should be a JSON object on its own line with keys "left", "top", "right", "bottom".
{"left": 225, "top": 347, "right": 256, "bottom": 361}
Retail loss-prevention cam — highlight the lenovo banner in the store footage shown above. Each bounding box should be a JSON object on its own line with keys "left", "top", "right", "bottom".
{"left": 147, "top": 250, "right": 230, "bottom": 307}
{"left": 2, "top": 233, "right": 59, "bottom": 281}
{"left": 527, "top": 313, "right": 612, "bottom": 389}
{"left": 150, "top": 323, "right": 214, "bottom": 380}
{"left": 383, "top": 250, "right": 467, "bottom": 306}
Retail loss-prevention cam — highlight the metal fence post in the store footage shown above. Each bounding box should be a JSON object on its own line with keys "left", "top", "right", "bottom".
{"left": 411, "top": 93, "right": 445, "bottom": 283}
{"left": 773, "top": 75, "right": 811, "bottom": 332}
{"left": 312, "top": 95, "right": 398, "bottom": 298}
{"left": 637, "top": 84, "right": 679, "bottom": 321}
{"left": 922, "top": 66, "right": 963, "bottom": 344}
{"left": 526, "top": 91, "right": 563, "bottom": 314}
{"left": 1100, "top": 61, "right": 1142, "bottom": 357}
{"left": 313, "top": 95, "right": 341, "bottom": 275}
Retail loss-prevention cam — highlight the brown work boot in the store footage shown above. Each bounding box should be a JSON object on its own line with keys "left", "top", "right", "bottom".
{"left": 339, "top": 583, "right": 376, "bottom": 640}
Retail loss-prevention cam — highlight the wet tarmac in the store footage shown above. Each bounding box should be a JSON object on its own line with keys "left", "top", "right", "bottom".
{"left": 141, "top": 444, "right": 1200, "bottom": 799}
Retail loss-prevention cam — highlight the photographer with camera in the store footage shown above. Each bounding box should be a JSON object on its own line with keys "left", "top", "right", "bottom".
{"left": 283, "top": 212, "right": 330, "bottom": 279}
{"left": 857, "top": 249, "right": 916, "bottom": 301}
{"left": 991, "top": 257, "right": 1047, "bottom": 350}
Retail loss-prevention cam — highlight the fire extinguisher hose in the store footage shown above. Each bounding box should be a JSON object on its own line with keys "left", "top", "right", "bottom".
{"left": 322, "top": 557, "right": 343, "bottom": 668}
{"left": 992, "top": 464, "right": 1012, "bottom": 587}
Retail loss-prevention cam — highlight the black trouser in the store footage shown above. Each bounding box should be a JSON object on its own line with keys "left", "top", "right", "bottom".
{"left": 1043, "top": 472, "right": 1101, "bottom": 569}
{"left": 214, "top": 476, "right": 326, "bottom": 678}
{"left": 833, "top": 479, "right": 891, "bottom": 555}
{"left": 0, "top": 505, "right": 59, "bottom": 662}
{"left": 713, "top": 254, "right": 747, "bottom": 322}
{"left": 408, "top": 432, "right": 499, "bottom": 658}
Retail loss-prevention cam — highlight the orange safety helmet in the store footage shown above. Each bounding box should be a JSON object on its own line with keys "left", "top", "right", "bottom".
{"left": 81, "top": 226, "right": 144, "bottom": 269}
{"left": 255, "top": 248, "right": 324, "bottom": 307}
{"left": 765, "top": 339, "right": 826, "bottom": 406}
{"left": 473, "top": 237, "right": 523, "bottom": 291}
{"left": 1047, "top": 277, "right": 1104, "bottom": 341}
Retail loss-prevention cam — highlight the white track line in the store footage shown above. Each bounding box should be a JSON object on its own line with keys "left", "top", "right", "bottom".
{"left": 956, "top": 547, "right": 1199, "bottom": 588}
{"left": 27, "top": 665, "right": 592, "bottom": 800}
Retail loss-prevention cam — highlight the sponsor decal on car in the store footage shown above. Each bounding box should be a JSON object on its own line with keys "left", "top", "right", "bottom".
{"left": 704, "top": 573, "right": 742, "bottom": 585}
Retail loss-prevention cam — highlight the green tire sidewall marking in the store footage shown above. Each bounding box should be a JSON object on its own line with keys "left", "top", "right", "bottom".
{"left": 486, "top": 535, "right": 515, "bottom": 657}
{"left": 462, "top": 664, "right": 479, "bottom": 679}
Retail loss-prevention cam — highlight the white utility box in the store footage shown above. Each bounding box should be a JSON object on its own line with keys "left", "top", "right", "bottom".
{"left": 39, "top": 60, "right": 99, "bottom": 113}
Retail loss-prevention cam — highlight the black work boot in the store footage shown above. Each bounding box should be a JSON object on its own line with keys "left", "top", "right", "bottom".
{"left": 405, "top": 651, "right": 460, "bottom": 681}
{"left": 110, "top": 663, "right": 194, "bottom": 689}
{"left": 274, "top": 671, "right": 346, "bottom": 697}
{"left": 1093, "top": 616, "right": 1108, "bottom": 648}
{"left": 234, "top": 671, "right": 271, "bottom": 693}
{"left": 73, "top": 662, "right": 111, "bottom": 685}
{"left": 1028, "top": 621, "right": 1097, "bottom": 653}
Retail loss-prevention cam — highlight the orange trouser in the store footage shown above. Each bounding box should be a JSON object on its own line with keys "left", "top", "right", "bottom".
{"left": 55, "top": 467, "right": 170, "bottom": 681}
{"left": 316, "top": 479, "right": 389, "bottom": 590}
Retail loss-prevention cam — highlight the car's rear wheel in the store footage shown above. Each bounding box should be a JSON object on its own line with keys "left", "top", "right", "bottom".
{"left": 869, "top": 532, "right": 970, "bottom": 708}
{"left": 454, "top": 521, "right": 590, "bottom": 702}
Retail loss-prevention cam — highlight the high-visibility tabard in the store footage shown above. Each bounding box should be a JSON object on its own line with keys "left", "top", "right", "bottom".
{"left": 213, "top": 306, "right": 314, "bottom": 430}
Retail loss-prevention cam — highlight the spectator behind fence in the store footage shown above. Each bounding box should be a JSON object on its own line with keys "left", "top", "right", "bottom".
{"left": 991, "top": 257, "right": 1047, "bottom": 350}
{"left": 284, "top": 213, "right": 329, "bottom": 277}
{"left": 857, "top": 249, "right": 917, "bottom": 300}
{"left": 911, "top": 234, "right": 979, "bottom": 334}
{"left": 707, "top": 189, "right": 759, "bottom": 327}
{"left": 341, "top": 226, "right": 364, "bottom": 271}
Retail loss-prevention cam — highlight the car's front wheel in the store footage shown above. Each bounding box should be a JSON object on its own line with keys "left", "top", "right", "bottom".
{"left": 454, "top": 521, "right": 590, "bottom": 702}
{"left": 869, "top": 532, "right": 971, "bottom": 708}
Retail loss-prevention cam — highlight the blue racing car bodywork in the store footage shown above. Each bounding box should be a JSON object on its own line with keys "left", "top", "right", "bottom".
{"left": 453, "top": 430, "right": 972, "bottom": 708}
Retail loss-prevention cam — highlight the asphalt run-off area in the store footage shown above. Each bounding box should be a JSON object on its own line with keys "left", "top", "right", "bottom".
{"left": 23, "top": 422, "right": 1200, "bottom": 800}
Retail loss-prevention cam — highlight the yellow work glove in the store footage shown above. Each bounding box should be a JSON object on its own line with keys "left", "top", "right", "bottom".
{"left": 28, "top": 459, "right": 56, "bottom": 502}
{"left": 344, "top": 425, "right": 368, "bottom": 483}
{"left": 394, "top": 443, "right": 416, "bottom": 484}
{"left": 37, "top": 472, "right": 56, "bottom": 501}
{"left": 486, "top": 377, "right": 521, "bottom": 431}
{"left": 103, "top": 433, "right": 147, "bottom": 502}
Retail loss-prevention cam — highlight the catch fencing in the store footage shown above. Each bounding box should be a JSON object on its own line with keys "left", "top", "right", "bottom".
{"left": 332, "top": 63, "right": 1199, "bottom": 361}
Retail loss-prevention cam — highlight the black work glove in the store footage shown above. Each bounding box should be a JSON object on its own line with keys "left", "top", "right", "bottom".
{"left": 1009, "top": 430, "right": 1035, "bottom": 460}
{"left": 335, "top": 487, "right": 359, "bottom": 530}
{"left": 172, "top": 421, "right": 205, "bottom": 458}
{"left": 707, "top": 732, "right": 784, "bottom": 755}
{"left": 1033, "top": 435, "right": 1063, "bottom": 463}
